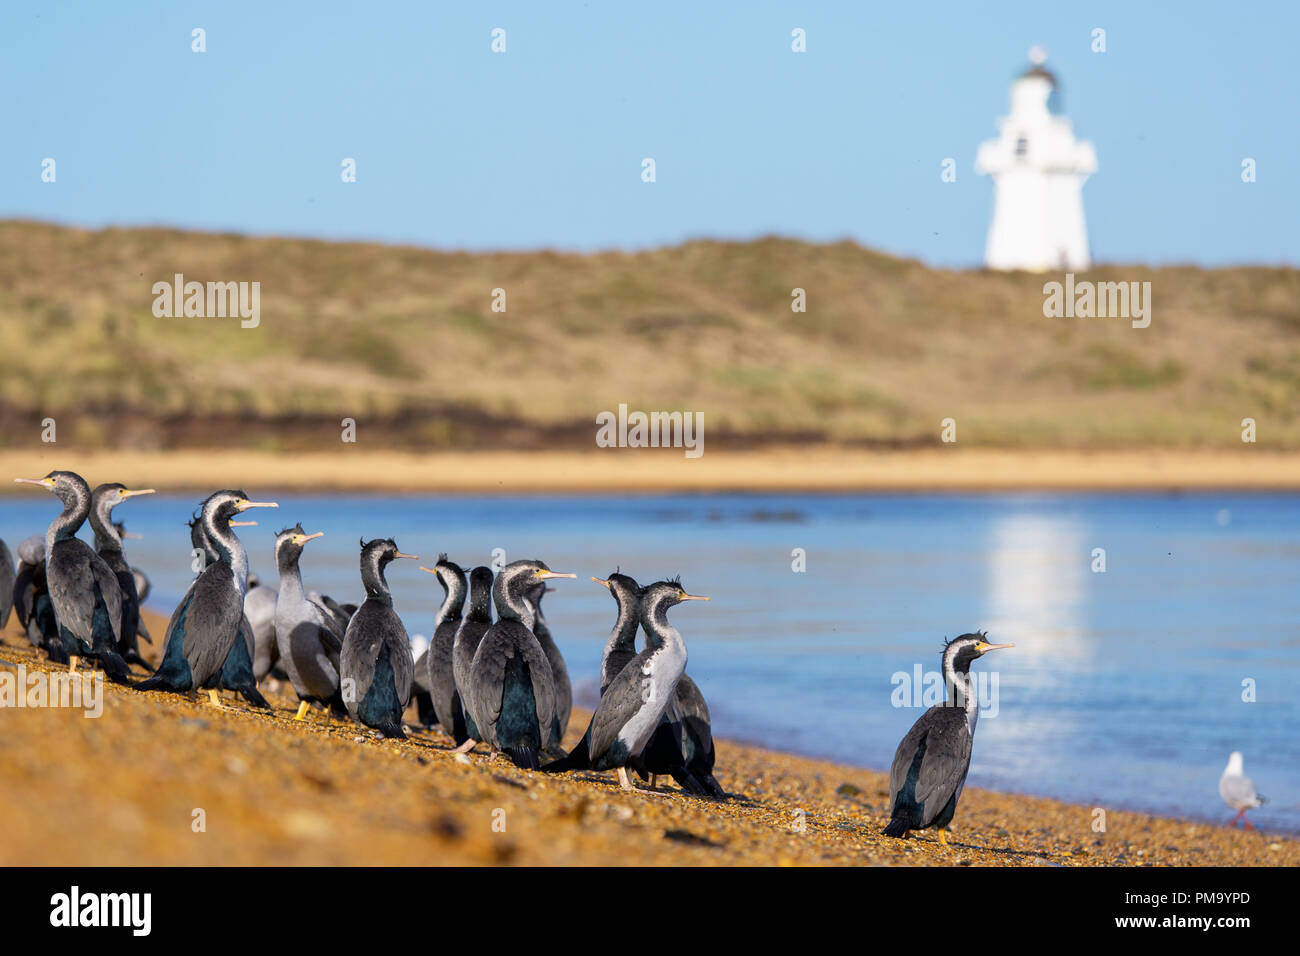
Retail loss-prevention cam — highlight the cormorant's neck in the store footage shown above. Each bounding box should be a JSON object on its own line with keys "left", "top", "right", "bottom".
{"left": 204, "top": 513, "right": 249, "bottom": 591}
{"left": 943, "top": 657, "right": 977, "bottom": 714}
{"left": 493, "top": 575, "right": 534, "bottom": 629}
{"left": 640, "top": 598, "right": 685, "bottom": 655}
{"left": 48, "top": 485, "right": 89, "bottom": 545}
{"left": 466, "top": 588, "right": 492, "bottom": 623}
{"left": 607, "top": 594, "right": 639, "bottom": 652}
{"left": 436, "top": 570, "right": 467, "bottom": 625}
{"left": 361, "top": 556, "right": 392, "bottom": 602}
{"left": 89, "top": 500, "right": 123, "bottom": 554}
{"left": 276, "top": 547, "right": 305, "bottom": 595}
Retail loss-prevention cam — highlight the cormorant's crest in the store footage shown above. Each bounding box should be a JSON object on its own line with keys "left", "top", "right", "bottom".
{"left": 668, "top": 574, "right": 682, "bottom": 586}
{"left": 437, "top": 552, "right": 449, "bottom": 564}
{"left": 275, "top": 522, "right": 306, "bottom": 537}
{"left": 942, "top": 630, "right": 989, "bottom": 650}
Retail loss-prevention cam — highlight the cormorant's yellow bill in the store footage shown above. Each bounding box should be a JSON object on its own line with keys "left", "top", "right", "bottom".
{"left": 973, "top": 641, "right": 1015, "bottom": 653}
{"left": 393, "top": 551, "right": 419, "bottom": 560}
{"left": 418, "top": 565, "right": 441, "bottom": 575}
{"left": 678, "top": 591, "right": 711, "bottom": 601}
{"left": 292, "top": 531, "right": 324, "bottom": 545}
{"left": 535, "top": 570, "right": 577, "bottom": 580}
{"left": 591, "top": 576, "right": 611, "bottom": 588}
{"left": 121, "top": 488, "right": 156, "bottom": 498}
{"left": 13, "top": 477, "right": 56, "bottom": 488}
{"left": 234, "top": 498, "right": 279, "bottom": 511}
{"left": 229, "top": 520, "right": 258, "bottom": 527}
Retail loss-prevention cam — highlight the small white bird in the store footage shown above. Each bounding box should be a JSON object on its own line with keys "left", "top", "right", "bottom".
{"left": 1219, "top": 751, "right": 1266, "bottom": 829}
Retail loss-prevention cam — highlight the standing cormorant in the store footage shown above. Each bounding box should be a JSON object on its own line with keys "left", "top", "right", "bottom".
{"left": 467, "top": 560, "right": 575, "bottom": 768}
{"left": 410, "top": 637, "right": 436, "bottom": 727}
{"left": 183, "top": 511, "right": 271, "bottom": 708}
{"left": 113, "top": 521, "right": 152, "bottom": 608}
{"left": 13, "top": 472, "right": 131, "bottom": 682}
{"left": 340, "top": 538, "right": 418, "bottom": 738}
{"left": 1219, "top": 752, "right": 1267, "bottom": 829}
{"left": 883, "top": 633, "right": 1013, "bottom": 844}
{"left": 0, "top": 537, "right": 14, "bottom": 630}
{"left": 593, "top": 572, "right": 714, "bottom": 797}
{"left": 543, "top": 578, "right": 708, "bottom": 790}
{"left": 136, "top": 490, "right": 278, "bottom": 705}
{"left": 13, "top": 535, "right": 59, "bottom": 655}
{"left": 274, "top": 524, "right": 346, "bottom": 720}
{"left": 526, "top": 581, "right": 572, "bottom": 742}
{"left": 88, "top": 483, "right": 155, "bottom": 666}
{"left": 593, "top": 573, "right": 643, "bottom": 694}
{"left": 418, "top": 555, "right": 470, "bottom": 741}
{"left": 450, "top": 565, "right": 494, "bottom": 749}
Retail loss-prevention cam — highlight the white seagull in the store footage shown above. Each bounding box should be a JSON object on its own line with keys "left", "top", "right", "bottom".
{"left": 1218, "top": 752, "right": 1266, "bottom": 829}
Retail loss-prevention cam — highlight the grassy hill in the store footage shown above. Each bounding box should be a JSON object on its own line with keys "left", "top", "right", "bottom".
{"left": 2, "top": 219, "right": 1298, "bottom": 451}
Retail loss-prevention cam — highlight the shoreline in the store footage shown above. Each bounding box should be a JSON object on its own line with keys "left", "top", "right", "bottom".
{"left": 3, "top": 447, "right": 1300, "bottom": 494}
{"left": 0, "top": 610, "right": 1294, "bottom": 866}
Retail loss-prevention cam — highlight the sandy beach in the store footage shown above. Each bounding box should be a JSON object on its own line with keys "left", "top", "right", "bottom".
{"left": 2, "top": 447, "right": 1300, "bottom": 495}
{"left": 0, "top": 609, "right": 1293, "bottom": 867}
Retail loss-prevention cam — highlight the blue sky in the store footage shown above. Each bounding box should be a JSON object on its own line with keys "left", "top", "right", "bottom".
{"left": 4, "top": 1, "right": 1297, "bottom": 267}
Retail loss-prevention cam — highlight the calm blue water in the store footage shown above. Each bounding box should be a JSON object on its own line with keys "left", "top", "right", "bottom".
{"left": 3, "top": 491, "right": 1297, "bottom": 832}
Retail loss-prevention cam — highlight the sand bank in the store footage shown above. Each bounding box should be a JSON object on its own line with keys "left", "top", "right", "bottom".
{"left": 2, "top": 447, "right": 1299, "bottom": 494}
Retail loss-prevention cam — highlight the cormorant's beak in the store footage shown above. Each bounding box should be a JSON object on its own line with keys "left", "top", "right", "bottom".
{"left": 679, "top": 592, "right": 711, "bottom": 602}
{"left": 975, "top": 641, "right": 1015, "bottom": 654}
{"left": 536, "top": 570, "right": 576, "bottom": 581}
{"left": 13, "top": 477, "right": 55, "bottom": 488}
{"left": 229, "top": 520, "right": 258, "bottom": 527}
{"left": 393, "top": 552, "right": 419, "bottom": 560}
{"left": 122, "top": 531, "right": 144, "bottom": 539}
{"left": 292, "top": 531, "right": 324, "bottom": 545}
{"left": 237, "top": 499, "right": 279, "bottom": 511}
{"left": 418, "top": 566, "right": 439, "bottom": 575}
{"left": 591, "top": 577, "right": 611, "bottom": 588}
{"left": 121, "top": 488, "right": 156, "bottom": 498}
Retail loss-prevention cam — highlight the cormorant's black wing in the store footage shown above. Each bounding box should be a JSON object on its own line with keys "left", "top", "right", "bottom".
{"left": 889, "top": 707, "right": 973, "bottom": 825}
{"left": 179, "top": 565, "right": 244, "bottom": 683}
{"left": 48, "top": 540, "right": 123, "bottom": 647}
{"left": 471, "top": 621, "right": 556, "bottom": 747}
{"left": 587, "top": 652, "right": 652, "bottom": 761}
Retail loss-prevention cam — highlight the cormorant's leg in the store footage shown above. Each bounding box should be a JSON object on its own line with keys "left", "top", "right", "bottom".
{"left": 937, "top": 828, "right": 949, "bottom": 846}
{"left": 617, "top": 767, "right": 671, "bottom": 797}
{"left": 294, "top": 700, "right": 310, "bottom": 721}
{"left": 617, "top": 767, "right": 635, "bottom": 790}
{"left": 69, "top": 656, "right": 79, "bottom": 673}
{"left": 450, "top": 738, "right": 477, "bottom": 754}
{"left": 207, "top": 689, "right": 223, "bottom": 708}
{"left": 648, "top": 774, "right": 659, "bottom": 790}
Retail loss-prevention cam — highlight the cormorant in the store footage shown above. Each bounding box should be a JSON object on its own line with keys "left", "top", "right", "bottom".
{"left": 244, "top": 574, "right": 279, "bottom": 682}
{"left": 593, "top": 573, "right": 642, "bottom": 694}
{"left": 450, "top": 565, "right": 494, "bottom": 749}
{"left": 526, "top": 581, "right": 571, "bottom": 742}
{"left": 1219, "top": 752, "right": 1267, "bottom": 829}
{"left": 273, "top": 524, "right": 346, "bottom": 720}
{"left": 0, "top": 537, "right": 14, "bottom": 630}
{"left": 340, "top": 538, "right": 418, "bottom": 738}
{"left": 467, "top": 560, "right": 575, "bottom": 768}
{"left": 418, "top": 555, "right": 470, "bottom": 741}
{"left": 13, "top": 471, "right": 131, "bottom": 682}
{"left": 88, "top": 483, "right": 155, "bottom": 666}
{"left": 883, "top": 633, "right": 1013, "bottom": 844}
{"left": 183, "top": 512, "right": 271, "bottom": 708}
{"left": 543, "top": 578, "right": 708, "bottom": 790}
{"left": 12, "top": 535, "right": 59, "bottom": 656}
{"left": 136, "top": 490, "right": 278, "bottom": 705}
{"left": 112, "top": 521, "right": 152, "bottom": 607}
{"left": 593, "top": 572, "right": 714, "bottom": 797}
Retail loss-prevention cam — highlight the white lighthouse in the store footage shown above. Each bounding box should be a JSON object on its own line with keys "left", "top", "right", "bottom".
{"left": 976, "top": 47, "right": 1096, "bottom": 272}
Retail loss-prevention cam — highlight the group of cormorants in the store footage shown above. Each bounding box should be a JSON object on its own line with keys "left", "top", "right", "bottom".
{"left": 7, "top": 470, "right": 727, "bottom": 800}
